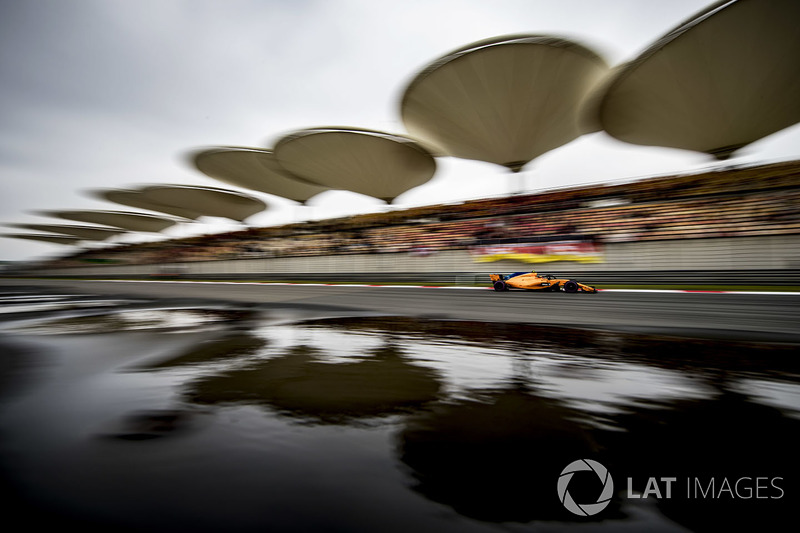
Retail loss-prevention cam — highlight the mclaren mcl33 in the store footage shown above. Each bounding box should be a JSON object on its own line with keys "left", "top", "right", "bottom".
{"left": 490, "top": 271, "right": 597, "bottom": 293}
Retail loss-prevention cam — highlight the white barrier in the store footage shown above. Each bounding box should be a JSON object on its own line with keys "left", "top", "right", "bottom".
{"left": 30, "top": 234, "right": 800, "bottom": 278}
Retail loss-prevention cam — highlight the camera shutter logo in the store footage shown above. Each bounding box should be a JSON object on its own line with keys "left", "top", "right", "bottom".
{"left": 557, "top": 459, "right": 614, "bottom": 516}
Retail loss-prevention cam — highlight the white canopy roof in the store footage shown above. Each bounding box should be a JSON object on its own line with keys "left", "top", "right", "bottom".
{"left": 585, "top": 0, "right": 800, "bottom": 159}
{"left": 141, "top": 185, "right": 267, "bottom": 222}
{"left": 273, "top": 127, "right": 437, "bottom": 202}
{"left": 400, "top": 34, "right": 609, "bottom": 172}
{"left": 41, "top": 210, "right": 179, "bottom": 232}
{"left": 94, "top": 188, "right": 202, "bottom": 220}
{"left": 192, "top": 147, "right": 328, "bottom": 204}
{"left": 1, "top": 233, "right": 82, "bottom": 245}
{"left": 7, "top": 223, "right": 124, "bottom": 241}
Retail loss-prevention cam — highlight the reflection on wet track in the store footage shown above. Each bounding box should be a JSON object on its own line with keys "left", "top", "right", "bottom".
{"left": 185, "top": 343, "right": 441, "bottom": 424}
{"left": 0, "top": 287, "right": 797, "bottom": 532}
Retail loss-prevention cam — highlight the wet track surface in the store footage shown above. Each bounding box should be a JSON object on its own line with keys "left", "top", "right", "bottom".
{"left": 3, "top": 279, "right": 799, "bottom": 342}
{"left": 0, "top": 280, "right": 798, "bottom": 532}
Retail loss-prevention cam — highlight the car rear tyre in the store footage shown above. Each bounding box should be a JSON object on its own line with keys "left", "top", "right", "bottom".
{"left": 493, "top": 281, "right": 507, "bottom": 292}
{"left": 564, "top": 280, "right": 579, "bottom": 293}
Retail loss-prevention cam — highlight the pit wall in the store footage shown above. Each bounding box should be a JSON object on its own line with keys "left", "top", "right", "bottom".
{"left": 27, "top": 234, "right": 800, "bottom": 283}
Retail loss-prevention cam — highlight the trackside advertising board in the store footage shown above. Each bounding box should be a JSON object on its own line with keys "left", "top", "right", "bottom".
{"left": 470, "top": 240, "right": 604, "bottom": 264}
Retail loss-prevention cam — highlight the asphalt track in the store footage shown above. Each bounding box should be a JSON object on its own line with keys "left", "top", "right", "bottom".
{"left": 2, "top": 279, "right": 799, "bottom": 342}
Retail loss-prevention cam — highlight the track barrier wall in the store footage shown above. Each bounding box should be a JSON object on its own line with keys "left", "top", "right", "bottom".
{"left": 15, "top": 234, "right": 800, "bottom": 286}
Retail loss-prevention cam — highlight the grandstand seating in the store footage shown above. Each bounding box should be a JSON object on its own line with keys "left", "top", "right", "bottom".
{"left": 45, "top": 160, "right": 800, "bottom": 268}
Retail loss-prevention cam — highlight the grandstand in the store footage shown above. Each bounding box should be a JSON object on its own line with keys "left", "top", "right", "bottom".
{"left": 30, "top": 160, "right": 800, "bottom": 283}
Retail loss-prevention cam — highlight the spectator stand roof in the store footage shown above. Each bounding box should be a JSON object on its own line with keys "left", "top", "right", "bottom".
{"left": 92, "top": 188, "right": 203, "bottom": 220}
{"left": 273, "top": 127, "right": 437, "bottom": 203}
{"left": 140, "top": 185, "right": 268, "bottom": 222}
{"left": 191, "top": 147, "right": 329, "bottom": 204}
{"left": 38, "top": 210, "right": 179, "bottom": 233}
{"left": 1, "top": 233, "right": 83, "bottom": 245}
{"left": 400, "top": 34, "right": 609, "bottom": 173}
{"left": 585, "top": 0, "right": 800, "bottom": 160}
{"left": 6, "top": 223, "right": 125, "bottom": 241}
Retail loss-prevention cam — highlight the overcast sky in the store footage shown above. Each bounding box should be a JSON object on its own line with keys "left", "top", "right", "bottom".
{"left": 2, "top": 0, "right": 799, "bottom": 262}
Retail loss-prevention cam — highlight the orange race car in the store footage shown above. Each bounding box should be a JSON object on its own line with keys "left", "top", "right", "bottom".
{"left": 489, "top": 271, "right": 597, "bottom": 293}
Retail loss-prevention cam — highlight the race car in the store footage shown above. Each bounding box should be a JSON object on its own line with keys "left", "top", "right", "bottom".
{"left": 489, "top": 271, "right": 597, "bottom": 293}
